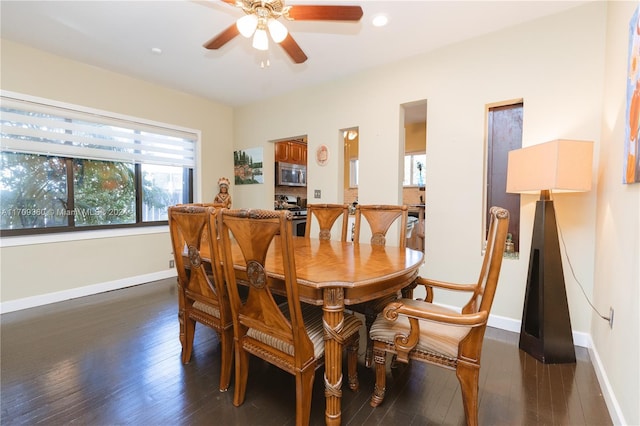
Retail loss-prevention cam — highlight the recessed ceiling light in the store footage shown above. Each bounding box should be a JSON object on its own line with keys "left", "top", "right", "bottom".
{"left": 372, "top": 14, "right": 388, "bottom": 27}
{"left": 151, "top": 47, "right": 162, "bottom": 55}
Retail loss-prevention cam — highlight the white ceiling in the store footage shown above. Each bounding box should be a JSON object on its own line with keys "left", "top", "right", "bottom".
{"left": 1, "top": 1, "right": 589, "bottom": 108}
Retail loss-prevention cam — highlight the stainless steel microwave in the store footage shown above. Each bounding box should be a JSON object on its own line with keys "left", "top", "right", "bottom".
{"left": 277, "top": 162, "right": 306, "bottom": 187}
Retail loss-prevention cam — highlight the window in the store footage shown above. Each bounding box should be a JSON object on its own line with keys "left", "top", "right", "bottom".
{"left": 349, "top": 159, "right": 359, "bottom": 187}
{"left": 403, "top": 153, "right": 426, "bottom": 187}
{"left": 0, "top": 93, "right": 195, "bottom": 235}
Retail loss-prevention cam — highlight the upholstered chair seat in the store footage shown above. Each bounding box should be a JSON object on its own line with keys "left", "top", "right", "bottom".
{"left": 248, "top": 303, "right": 362, "bottom": 359}
{"left": 192, "top": 300, "right": 221, "bottom": 319}
{"left": 370, "top": 299, "right": 472, "bottom": 360}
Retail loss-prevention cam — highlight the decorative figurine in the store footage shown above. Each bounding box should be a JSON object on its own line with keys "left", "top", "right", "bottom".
{"left": 505, "top": 233, "right": 515, "bottom": 255}
{"left": 214, "top": 177, "right": 232, "bottom": 208}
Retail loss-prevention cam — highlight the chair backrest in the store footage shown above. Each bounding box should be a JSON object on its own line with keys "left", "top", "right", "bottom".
{"left": 353, "top": 204, "right": 409, "bottom": 248}
{"left": 462, "top": 206, "right": 510, "bottom": 316}
{"left": 304, "top": 203, "right": 349, "bottom": 241}
{"left": 455, "top": 206, "right": 509, "bottom": 362}
{"left": 168, "top": 205, "right": 228, "bottom": 317}
{"left": 217, "top": 209, "right": 315, "bottom": 366}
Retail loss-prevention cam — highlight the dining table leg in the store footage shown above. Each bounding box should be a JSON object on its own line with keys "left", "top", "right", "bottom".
{"left": 322, "top": 287, "right": 344, "bottom": 425}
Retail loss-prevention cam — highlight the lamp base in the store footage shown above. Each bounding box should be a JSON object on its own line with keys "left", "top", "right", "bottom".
{"left": 519, "top": 195, "right": 576, "bottom": 364}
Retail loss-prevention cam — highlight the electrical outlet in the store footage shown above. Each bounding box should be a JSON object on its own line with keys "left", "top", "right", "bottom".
{"left": 609, "top": 307, "right": 614, "bottom": 329}
{"left": 314, "top": 189, "right": 321, "bottom": 198}
{"left": 169, "top": 259, "right": 175, "bottom": 268}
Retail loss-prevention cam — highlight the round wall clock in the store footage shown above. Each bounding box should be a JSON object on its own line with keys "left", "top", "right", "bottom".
{"left": 316, "top": 144, "right": 329, "bottom": 166}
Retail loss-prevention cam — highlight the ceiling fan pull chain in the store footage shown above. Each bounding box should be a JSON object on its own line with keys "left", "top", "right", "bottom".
{"left": 259, "top": 50, "right": 271, "bottom": 69}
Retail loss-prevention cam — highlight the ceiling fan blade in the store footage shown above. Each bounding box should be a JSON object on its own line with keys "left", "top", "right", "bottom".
{"left": 286, "top": 5, "right": 363, "bottom": 21}
{"left": 203, "top": 23, "right": 240, "bottom": 50}
{"left": 280, "top": 34, "right": 308, "bottom": 64}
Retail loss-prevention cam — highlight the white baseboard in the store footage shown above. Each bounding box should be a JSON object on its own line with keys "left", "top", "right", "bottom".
{"left": 0, "top": 269, "right": 177, "bottom": 314}
{"left": 587, "top": 337, "right": 627, "bottom": 425}
{"left": 486, "top": 311, "right": 590, "bottom": 348}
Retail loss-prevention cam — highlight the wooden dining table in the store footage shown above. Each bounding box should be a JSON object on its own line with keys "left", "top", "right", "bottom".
{"left": 225, "top": 236, "right": 424, "bottom": 425}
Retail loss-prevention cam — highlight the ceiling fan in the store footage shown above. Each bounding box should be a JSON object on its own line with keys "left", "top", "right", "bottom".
{"left": 203, "top": 0, "right": 363, "bottom": 64}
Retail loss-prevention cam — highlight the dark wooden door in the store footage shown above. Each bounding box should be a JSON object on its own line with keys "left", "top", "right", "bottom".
{"left": 487, "top": 103, "right": 522, "bottom": 252}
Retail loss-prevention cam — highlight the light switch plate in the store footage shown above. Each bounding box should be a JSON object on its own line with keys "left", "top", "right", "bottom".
{"left": 314, "top": 189, "right": 321, "bottom": 198}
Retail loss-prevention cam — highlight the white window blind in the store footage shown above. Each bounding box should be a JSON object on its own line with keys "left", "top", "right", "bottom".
{"left": 0, "top": 93, "right": 196, "bottom": 167}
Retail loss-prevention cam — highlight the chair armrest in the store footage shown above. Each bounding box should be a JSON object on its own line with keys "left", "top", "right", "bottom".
{"left": 379, "top": 299, "right": 488, "bottom": 363}
{"left": 414, "top": 276, "right": 476, "bottom": 302}
{"left": 383, "top": 299, "right": 488, "bottom": 328}
{"left": 415, "top": 276, "right": 477, "bottom": 293}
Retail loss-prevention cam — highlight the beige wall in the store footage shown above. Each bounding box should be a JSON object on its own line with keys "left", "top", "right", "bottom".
{"left": 0, "top": 39, "right": 233, "bottom": 304}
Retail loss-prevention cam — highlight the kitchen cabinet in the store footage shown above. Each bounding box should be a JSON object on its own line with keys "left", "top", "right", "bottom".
{"left": 290, "top": 142, "right": 306, "bottom": 164}
{"left": 275, "top": 142, "right": 290, "bottom": 163}
{"left": 275, "top": 141, "right": 307, "bottom": 165}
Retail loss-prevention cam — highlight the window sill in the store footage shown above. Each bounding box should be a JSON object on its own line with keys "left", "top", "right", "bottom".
{"left": 0, "top": 225, "right": 169, "bottom": 248}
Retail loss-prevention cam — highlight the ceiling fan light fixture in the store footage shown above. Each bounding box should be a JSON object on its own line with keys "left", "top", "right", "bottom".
{"left": 267, "top": 18, "right": 288, "bottom": 43}
{"left": 204, "top": 2, "right": 363, "bottom": 64}
{"left": 237, "top": 14, "right": 258, "bottom": 38}
{"left": 252, "top": 28, "right": 269, "bottom": 50}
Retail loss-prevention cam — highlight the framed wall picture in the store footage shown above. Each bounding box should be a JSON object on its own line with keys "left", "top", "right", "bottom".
{"left": 624, "top": 5, "right": 640, "bottom": 184}
{"left": 316, "top": 144, "right": 329, "bottom": 166}
{"left": 234, "top": 147, "right": 263, "bottom": 185}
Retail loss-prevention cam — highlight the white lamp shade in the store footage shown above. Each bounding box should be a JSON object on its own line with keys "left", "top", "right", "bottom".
{"left": 237, "top": 14, "right": 258, "bottom": 38}
{"left": 268, "top": 19, "right": 288, "bottom": 43}
{"left": 252, "top": 29, "right": 269, "bottom": 51}
{"left": 506, "top": 139, "right": 594, "bottom": 194}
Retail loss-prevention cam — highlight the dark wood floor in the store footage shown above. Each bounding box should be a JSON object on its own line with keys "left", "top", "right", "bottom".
{"left": 1, "top": 278, "right": 612, "bottom": 426}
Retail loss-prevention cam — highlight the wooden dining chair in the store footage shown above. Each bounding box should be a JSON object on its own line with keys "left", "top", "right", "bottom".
{"left": 350, "top": 204, "right": 410, "bottom": 367}
{"left": 168, "top": 204, "right": 233, "bottom": 392}
{"left": 217, "top": 209, "right": 362, "bottom": 426}
{"left": 369, "top": 206, "right": 510, "bottom": 426}
{"left": 353, "top": 204, "right": 409, "bottom": 248}
{"left": 304, "top": 203, "right": 349, "bottom": 241}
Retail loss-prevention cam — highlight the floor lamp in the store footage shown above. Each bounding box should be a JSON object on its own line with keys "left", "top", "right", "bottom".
{"left": 506, "top": 139, "right": 593, "bottom": 364}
